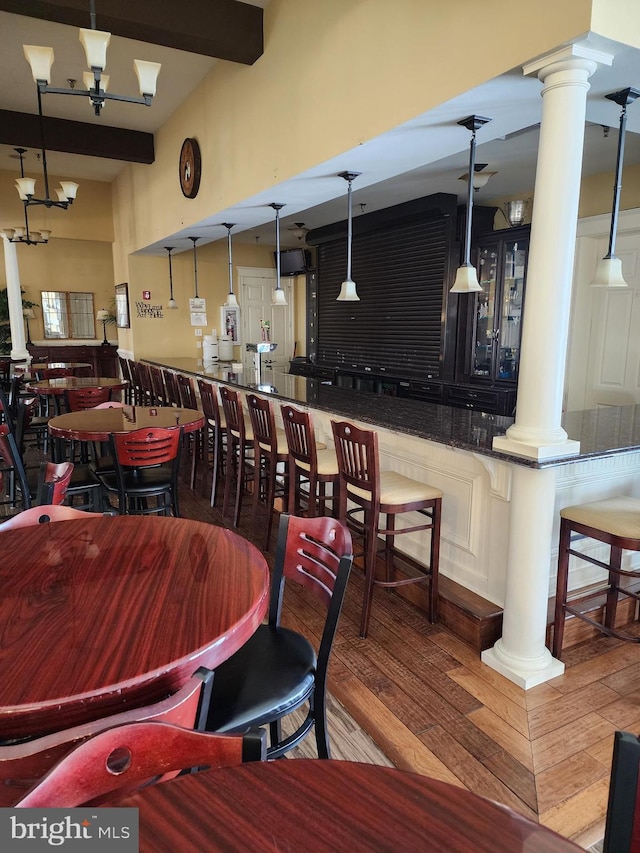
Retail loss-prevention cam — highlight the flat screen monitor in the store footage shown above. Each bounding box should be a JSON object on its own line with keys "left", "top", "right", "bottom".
{"left": 275, "top": 248, "right": 310, "bottom": 276}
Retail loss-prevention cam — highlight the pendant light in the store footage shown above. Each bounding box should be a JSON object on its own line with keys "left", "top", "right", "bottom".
{"left": 189, "top": 236, "right": 200, "bottom": 298}
{"left": 222, "top": 223, "right": 239, "bottom": 307}
{"left": 590, "top": 87, "right": 640, "bottom": 288}
{"left": 165, "top": 246, "right": 177, "bottom": 309}
{"left": 337, "top": 170, "right": 362, "bottom": 301}
{"left": 269, "top": 203, "right": 287, "bottom": 306}
{"left": 450, "top": 115, "right": 492, "bottom": 293}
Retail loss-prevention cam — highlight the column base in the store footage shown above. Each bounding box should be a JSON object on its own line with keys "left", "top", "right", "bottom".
{"left": 481, "top": 640, "right": 565, "bottom": 689}
{"left": 492, "top": 434, "right": 580, "bottom": 461}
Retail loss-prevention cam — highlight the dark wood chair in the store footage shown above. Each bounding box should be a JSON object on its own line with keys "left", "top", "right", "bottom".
{"left": 35, "top": 461, "right": 74, "bottom": 506}
{"left": 197, "top": 379, "right": 226, "bottom": 507}
{"left": 65, "top": 386, "right": 112, "bottom": 411}
{"left": 118, "top": 355, "right": 134, "bottom": 404}
{"left": 331, "top": 419, "right": 442, "bottom": 639}
{"left": 136, "top": 362, "right": 154, "bottom": 407}
{"left": 176, "top": 373, "right": 203, "bottom": 490}
{"left": 552, "top": 497, "right": 640, "bottom": 660}
{"left": 97, "top": 426, "right": 182, "bottom": 516}
{"left": 0, "top": 505, "right": 95, "bottom": 530}
{"left": 40, "top": 367, "right": 75, "bottom": 416}
{"left": 247, "top": 393, "right": 289, "bottom": 550}
{"left": 220, "top": 386, "right": 253, "bottom": 528}
{"left": 603, "top": 730, "right": 640, "bottom": 853}
{"left": 162, "top": 369, "right": 182, "bottom": 408}
{"left": 0, "top": 424, "right": 31, "bottom": 512}
{"left": 205, "top": 513, "right": 353, "bottom": 759}
{"left": 149, "top": 365, "right": 168, "bottom": 406}
{"left": 281, "top": 403, "right": 338, "bottom": 518}
{"left": 0, "top": 668, "right": 214, "bottom": 807}
{"left": 15, "top": 721, "right": 266, "bottom": 808}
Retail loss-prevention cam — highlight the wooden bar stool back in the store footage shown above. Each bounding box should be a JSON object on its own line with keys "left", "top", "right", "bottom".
{"left": 176, "top": 374, "right": 202, "bottom": 490}
{"left": 281, "top": 404, "right": 338, "bottom": 519}
{"left": 118, "top": 356, "right": 133, "bottom": 404}
{"left": 220, "top": 387, "right": 253, "bottom": 528}
{"left": 247, "top": 394, "right": 289, "bottom": 550}
{"left": 552, "top": 496, "right": 640, "bottom": 660}
{"left": 148, "top": 365, "right": 167, "bottom": 406}
{"left": 197, "top": 379, "right": 226, "bottom": 507}
{"left": 331, "top": 419, "right": 442, "bottom": 638}
{"left": 162, "top": 370, "right": 182, "bottom": 408}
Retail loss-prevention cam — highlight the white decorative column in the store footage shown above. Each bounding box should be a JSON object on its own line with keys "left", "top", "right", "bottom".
{"left": 1, "top": 234, "right": 29, "bottom": 361}
{"left": 494, "top": 44, "right": 612, "bottom": 462}
{"left": 484, "top": 45, "right": 613, "bottom": 689}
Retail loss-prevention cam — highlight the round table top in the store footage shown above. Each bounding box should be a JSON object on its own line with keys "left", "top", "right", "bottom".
{"left": 118, "top": 760, "right": 581, "bottom": 852}
{"left": 0, "top": 515, "right": 269, "bottom": 739}
{"left": 48, "top": 405, "right": 204, "bottom": 440}
{"left": 26, "top": 376, "right": 127, "bottom": 395}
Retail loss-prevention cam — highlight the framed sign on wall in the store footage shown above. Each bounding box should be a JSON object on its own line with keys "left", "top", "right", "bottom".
{"left": 115, "top": 283, "right": 130, "bottom": 328}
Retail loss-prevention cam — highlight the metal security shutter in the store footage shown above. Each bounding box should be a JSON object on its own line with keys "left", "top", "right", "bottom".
{"left": 317, "top": 217, "right": 449, "bottom": 377}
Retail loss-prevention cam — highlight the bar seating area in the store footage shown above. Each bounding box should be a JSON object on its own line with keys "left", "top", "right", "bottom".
{"left": 4, "top": 3, "right": 640, "bottom": 847}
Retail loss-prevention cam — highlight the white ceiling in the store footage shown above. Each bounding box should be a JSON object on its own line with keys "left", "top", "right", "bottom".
{"left": 1, "top": 8, "right": 640, "bottom": 252}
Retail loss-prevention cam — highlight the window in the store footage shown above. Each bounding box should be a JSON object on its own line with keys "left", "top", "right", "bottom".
{"left": 41, "top": 292, "right": 95, "bottom": 340}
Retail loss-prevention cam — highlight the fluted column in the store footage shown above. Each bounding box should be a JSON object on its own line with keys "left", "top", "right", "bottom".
{"left": 483, "top": 45, "right": 613, "bottom": 689}
{"left": 1, "top": 235, "right": 28, "bottom": 361}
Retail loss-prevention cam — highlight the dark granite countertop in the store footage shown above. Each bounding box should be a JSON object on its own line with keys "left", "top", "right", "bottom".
{"left": 143, "top": 357, "right": 640, "bottom": 469}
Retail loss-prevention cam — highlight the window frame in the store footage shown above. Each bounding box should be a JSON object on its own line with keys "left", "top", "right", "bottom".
{"left": 40, "top": 291, "right": 96, "bottom": 340}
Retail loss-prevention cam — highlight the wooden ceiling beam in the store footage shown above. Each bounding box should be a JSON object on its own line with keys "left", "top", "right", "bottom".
{"left": 0, "top": 109, "right": 154, "bottom": 163}
{"left": 0, "top": 0, "right": 263, "bottom": 65}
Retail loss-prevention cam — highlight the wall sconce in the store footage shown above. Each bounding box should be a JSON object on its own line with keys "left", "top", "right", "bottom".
{"left": 96, "top": 308, "right": 110, "bottom": 345}
{"left": 590, "top": 86, "right": 640, "bottom": 288}
{"left": 165, "top": 246, "right": 177, "bottom": 309}
{"left": 450, "top": 115, "right": 492, "bottom": 293}
{"left": 458, "top": 163, "right": 497, "bottom": 191}
{"left": 503, "top": 199, "right": 531, "bottom": 228}
{"left": 337, "top": 170, "right": 362, "bottom": 301}
{"left": 23, "top": 307, "right": 36, "bottom": 346}
{"left": 189, "top": 236, "right": 201, "bottom": 299}
{"left": 270, "top": 203, "right": 287, "bottom": 306}
{"left": 222, "top": 223, "right": 239, "bottom": 307}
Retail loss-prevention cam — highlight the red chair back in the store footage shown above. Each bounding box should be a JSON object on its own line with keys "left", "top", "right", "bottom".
{"left": 111, "top": 427, "right": 181, "bottom": 468}
{"left": 15, "top": 721, "right": 265, "bottom": 808}
{"left": 0, "top": 505, "right": 94, "bottom": 530}
{"left": 35, "top": 461, "right": 74, "bottom": 506}
{"left": 41, "top": 368, "right": 74, "bottom": 380}
{"left": 65, "top": 386, "right": 112, "bottom": 411}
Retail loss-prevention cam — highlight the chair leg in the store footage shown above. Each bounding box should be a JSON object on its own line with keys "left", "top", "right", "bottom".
{"left": 269, "top": 719, "right": 282, "bottom": 754}
{"left": 552, "top": 519, "right": 572, "bottom": 659}
{"left": 360, "top": 509, "right": 379, "bottom": 639}
{"left": 605, "top": 545, "right": 623, "bottom": 631}
{"left": 429, "top": 500, "right": 441, "bottom": 623}
{"left": 312, "top": 693, "right": 330, "bottom": 759}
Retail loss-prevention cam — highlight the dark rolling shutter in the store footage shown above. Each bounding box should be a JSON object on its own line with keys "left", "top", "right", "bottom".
{"left": 317, "top": 216, "right": 449, "bottom": 378}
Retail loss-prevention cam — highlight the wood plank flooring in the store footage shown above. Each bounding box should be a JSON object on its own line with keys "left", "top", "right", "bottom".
{"left": 177, "top": 472, "right": 640, "bottom": 850}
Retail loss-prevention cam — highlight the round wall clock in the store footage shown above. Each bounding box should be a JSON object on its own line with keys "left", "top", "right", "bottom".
{"left": 179, "top": 137, "right": 201, "bottom": 199}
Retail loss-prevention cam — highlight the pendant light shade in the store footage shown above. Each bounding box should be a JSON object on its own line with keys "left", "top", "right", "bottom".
{"left": 590, "top": 87, "right": 640, "bottom": 288}
{"left": 189, "top": 236, "right": 200, "bottom": 298}
{"left": 165, "top": 246, "right": 177, "bottom": 309}
{"left": 337, "top": 170, "right": 362, "bottom": 301}
{"left": 450, "top": 115, "right": 492, "bottom": 294}
{"left": 270, "top": 203, "right": 287, "bottom": 306}
{"left": 222, "top": 223, "right": 239, "bottom": 307}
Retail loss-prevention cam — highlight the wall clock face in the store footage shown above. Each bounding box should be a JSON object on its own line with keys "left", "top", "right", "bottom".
{"left": 179, "top": 137, "right": 201, "bottom": 199}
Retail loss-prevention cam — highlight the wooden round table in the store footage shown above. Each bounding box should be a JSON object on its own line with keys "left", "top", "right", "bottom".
{"left": 29, "top": 362, "right": 93, "bottom": 372}
{"left": 0, "top": 515, "right": 268, "bottom": 740}
{"left": 48, "top": 405, "right": 204, "bottom": 442}
{"left": 25, "top": 376, "right": 128, "bottom": 395}
{"left": 115, "top": 760, "right": 581, "bottom": 852}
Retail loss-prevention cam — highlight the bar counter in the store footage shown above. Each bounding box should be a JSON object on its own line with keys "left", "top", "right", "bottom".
{"left": 142, "top": 357, "right": 640, "bottom": 468}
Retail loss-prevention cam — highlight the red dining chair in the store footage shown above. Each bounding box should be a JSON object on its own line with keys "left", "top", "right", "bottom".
{"left": 205, "top": 513, "right": 353, "bottom": 759}
{"left": 0, "top": 424, "right": 31, "bottom": 512}
{"left": 0, "top": 505, "right": 95, "bottom": 530}
{"left": 65, "top": 386, "right": 112, "bottom": 411}
{"left": 35, "top": 461, "right": 74, "bottom": 506}
{"left": 0, "top": 668, "right": 215, "bottom": 807}
{"left": 15, "top": 722, "right": 266, "bottom": 808}
{"left": 96, "top": 426, "right": 182, "bottom": 516}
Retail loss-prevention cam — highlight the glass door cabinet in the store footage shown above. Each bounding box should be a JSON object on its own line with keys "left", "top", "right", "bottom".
{"left": 472, "top": 228, "right": 529, "bottom": 384}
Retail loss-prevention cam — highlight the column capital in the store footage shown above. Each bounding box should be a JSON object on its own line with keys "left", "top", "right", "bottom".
{"left": 523, "top": 43, "right": 613, "bottom": 80}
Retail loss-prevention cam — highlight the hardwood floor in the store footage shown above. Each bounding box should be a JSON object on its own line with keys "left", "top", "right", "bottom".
{"left": 177, "top": 470, "right": 640, "bottom": 850}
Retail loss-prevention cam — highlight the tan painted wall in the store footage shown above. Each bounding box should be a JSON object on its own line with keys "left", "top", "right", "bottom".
{"left": 127, "top": 240, "right": 276, "bottom": 359}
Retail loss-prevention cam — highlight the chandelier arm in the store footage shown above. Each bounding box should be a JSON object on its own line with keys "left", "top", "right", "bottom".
{"left": 36, "top": 87, "right": 52, "bottom": 203}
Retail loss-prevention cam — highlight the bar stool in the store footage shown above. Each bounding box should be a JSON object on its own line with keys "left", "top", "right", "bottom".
{"left": 163, "top": 369, "right": 182, "bottom": 408}
{"left": 331, "top": 419, "right": 442, "bottom": 638}
{"left": 220, "top": 386, "right": 254, "bottom": 528}
{"left": 552, "top": 496, "right": 640, "bottom": 660}
{"left": 197, "top": 379, "right": 227, "bottom": 507}
{"left": 247, "top": 394, "right": 289, "bottom": 550}
{"left": 281, "top": 404, "right": 338, "bottom": 519}
{"left": 176, "top": 374, "right": 203, "bottom": 490}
